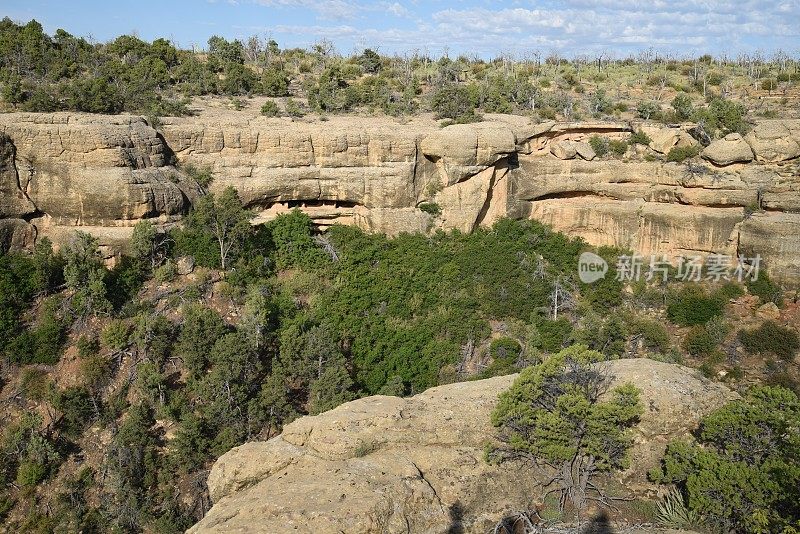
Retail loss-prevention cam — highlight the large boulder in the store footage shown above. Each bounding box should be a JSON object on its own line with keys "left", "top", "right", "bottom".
{"left": 573, "top": 140, "right": 596, "bottom": 161}
{"left": 549, "top": 139, "right": 578, "bottom": 160}
{"left": 191, "top": 359, "right": 736, "bottom": 534}
{"left": 702, "top": 133, "right": 754, "bottom": 166}
{"left": 744, "top": 121, "right": 800, "bottom": 163}
{"left": 643, "top": 126, "right": 699, "bottom": 155}
{"left": 419, "top": 123, "right": 516, "bottom": 185}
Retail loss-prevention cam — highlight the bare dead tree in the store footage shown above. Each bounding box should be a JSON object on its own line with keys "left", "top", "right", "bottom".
{"left": 314, "top": 233, "right": 340, "bottom": 262}
{"left": 549, "top": 278, "right": 574, "bottom": 320}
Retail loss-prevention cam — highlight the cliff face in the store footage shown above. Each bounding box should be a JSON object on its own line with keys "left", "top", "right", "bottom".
{"left": 1, "top": 111, "right": 799, "bottom": 282}
{"left": 190, "top": 359, "right": 736, "bottom": 533}
{"left": 0, "top": 112, "right": 199, "bottom": 255}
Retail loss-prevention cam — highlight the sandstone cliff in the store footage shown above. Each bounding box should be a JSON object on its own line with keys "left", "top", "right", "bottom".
{"left": 189, "top": 358, "right": 736, "bottom": 533}
{"left": 0, "top": 112, "right": 199, "bottom": 256}
{"left": 1, "top": 110, "right": 798, "bottom": 282}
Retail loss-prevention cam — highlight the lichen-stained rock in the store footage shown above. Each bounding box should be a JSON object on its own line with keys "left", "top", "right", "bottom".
{"left": 744, "top": 120, "right": 800, "bottom": 163}
{"left": 702, "top": 133, "right": 754, "bottom": 166}
{"left": 191, "top": 359, "right": 736, "bottom": 534}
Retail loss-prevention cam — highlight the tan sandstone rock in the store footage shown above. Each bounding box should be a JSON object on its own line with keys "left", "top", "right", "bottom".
{"left": 191, "top": 358, "right": 736, "bottom": 534}
{"left": 643, "top": 126, "right": 698, "bottom": 155}
{"left": 757, "top": 302, "right": 781, "bottom": 321}
{"left": 573, "top": 140, "right": 596, "bottom": 161}
{"left": 549, "top": 139, "right": 578, "bottom": 160}
{"left": 702, "top": 133, "right": 754, "bottom": 166}
{"left": 744, "top": 121, "right": 800, "bottom": 163}
{"left": 2, "top": 111, "right": 799, "bottom": 284}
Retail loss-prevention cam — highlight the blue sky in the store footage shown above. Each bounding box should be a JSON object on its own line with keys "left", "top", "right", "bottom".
{"left": 2, "top": 0, "right": 799, "bottom": 58}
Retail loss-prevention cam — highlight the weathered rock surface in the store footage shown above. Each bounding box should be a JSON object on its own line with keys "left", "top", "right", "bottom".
{"left": 191, "top": 358, "right": 736, "bottom": 534}
{"left": 550, "top": 139, "right": 578, "bottom": 160}
{"left": 0, "top": 112, "right": 200, "bottom": 255}
{"left": 744, "top": 120, "right": 800, "bottom": 163}
{"left": 702, "top": 133, "right": 754, "bottom": 166}
{"left": 643, "top": 125, "right": 699, "bottom": 155}
{"left": 1, "top": 111, "right": 799, "bottom": 282}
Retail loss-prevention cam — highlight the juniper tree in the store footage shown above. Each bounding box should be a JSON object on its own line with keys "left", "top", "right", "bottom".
{"left": 488, "top": 345, "right": 642, "bottom": 512}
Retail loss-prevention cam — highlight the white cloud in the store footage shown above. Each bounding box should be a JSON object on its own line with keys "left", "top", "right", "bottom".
{"left": 248, "top": 1, "right": 800, "bottom": 57}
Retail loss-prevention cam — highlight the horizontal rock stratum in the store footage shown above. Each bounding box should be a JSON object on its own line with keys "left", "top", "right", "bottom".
{"left": 1, "top": 111, "right": 799, "bottom": 282}
{"left": 189, "top": 358, "right": 736, "bottom": 533}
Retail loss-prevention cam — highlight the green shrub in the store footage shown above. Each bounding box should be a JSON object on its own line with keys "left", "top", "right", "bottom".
{"left": 261, "top": 68, "right": 289, "bottom": 96}
{"left": 6, "top": 301, "right": 66, "bottom": 365}
{"left": 101, "top": 319, "right": 130, "bottom": 351}
{"left": 608, "top": 139, "right": 628, "bottom": 156}
{"left": 695, "top": 98, "right": 747, "bottom": 136}
{"left": 666, "top": 287, "right": 725, "bottom": 326}
{"left": 707, "top": 72, "right": 724, "bottom": 86}
{"left": 477, "top": 337, "right": 522, "bottom": 378}
{"left": 739, "top": 321, "right": 799, "bottom": 361}
{"left": 684, "top": 325, "right": 717, "bottom": 356}
{"left": 717, "top": 281, "right": 745, "bottom": 300}
{"left": 746, "top": 272, "right": 783, "bottom": 305}
{"left": 260, "top": 100, "right": 279, "bottom": 117}
{"left": 154, "top": 259, "right": 177, "bottom": 283}
{"left": 629, "top": 130, "right": 652, "bottom": 146}
{"left": 636, "top": 100, "right": 660, "bottom": 120}
{"left": 536, "top": 318, "right": 573, "bottom": 352}
{"left": 429, "top": 84, "right": 480, "bottom": 123}
{"left": 490, "top": 337, "right": 522, "bottom": 361}
{"left": 651, "top": 386, "right": 800, "bottom": 532}
{"left": 632, "top": 318, "right": 671, "bottom": 352}
{"left": 16, "top": 461, "right": 48, "bottom": 487}
{"left": 76, "top": 335, "right": 99, "bottom": 358}
{"left": 670, "top": 93, "right": 694, "bottom": 120}
{"left": 418, "top": 202, "right": 441, "bottom": 217}
{"left": 666, "top": 145, "right": 701, "bottom": 163}
{"left": 20, "top": 368, "right": 51, "bottom": 401}
{"left": 760, "top": 78, "right": 778, "bottom": 92}
{"left": 285, "top": 98, "right": 304, "bottom": 117}
{"left": 588, "top": 135, "right": 609, "bottom": 157}
{"left": 490, "top": 345, "right": 642, "bottom": 511}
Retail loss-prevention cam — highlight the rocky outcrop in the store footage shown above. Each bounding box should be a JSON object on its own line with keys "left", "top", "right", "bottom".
{"left": 702, "top": 133, "right": 754, "bottom": 166}
{"left": 0, "top": 112, "right": 199, "bottom": 255}
{"left": 190, "top": 358, "right": 736, "bottom": 534}
{"left": 744, "top": 120, "right": 800, "bottom": 163}
{"left": 1, "top": 111, "right": 799, "bottom": 282}
{"left": 642, "top": 125, "right": 699, "bottom": 154}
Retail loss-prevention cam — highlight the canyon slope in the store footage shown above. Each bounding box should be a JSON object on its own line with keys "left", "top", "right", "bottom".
{"left": 190, "top": 358, "right": 736, "bottom": 533}
{"left": 1, "top": 110, "right": 799, "bottom": 282}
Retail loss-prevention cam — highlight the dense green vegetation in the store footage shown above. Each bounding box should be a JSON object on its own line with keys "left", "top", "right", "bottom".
{"left": 652, "top": 386, "right": 800, "bottom": 533}
{"left": 1, "top": 180, "right": 798, "bottom": 529}
{"left": 1, "top": 196, "right": 639, "bottom": 529}
{"left": 739, "top": 320, "right": 800, "bottom": 361}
